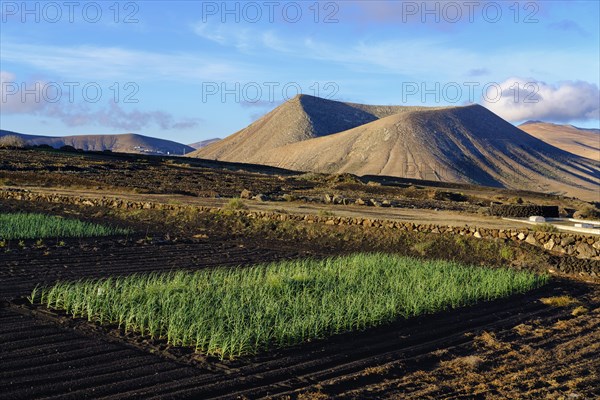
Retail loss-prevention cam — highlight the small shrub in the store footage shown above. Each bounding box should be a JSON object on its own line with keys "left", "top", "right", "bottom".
{"left": 499, "top": 247, "right": 514, "bottom": 260}
{"left": 317, "top": 209, "right": 335, "bottom": 217}
{"left": 411, "top": 239, "right": 437, "bottom": 256}
{"left": 573, "top": 205, "right": 600, "bottom": 221}
{"left": 0, "top": 135, "right": 26, "bottom": 149}
{"left": 225, "top": 198, "right": 247, "bottom": 210}
{"left": 327, "top": 173, "right": 361, "bottom": 185}
{"left": 571, "top": 306, "right": 589, "bottom": 316}
{"left": 540, "top": 296, "right": 579, "bottom": 307}
{"left": 296, "top": 172, "right": 324, "bottom": 181}
{"left": 532, "top": 223, "right": 559, "bottom": 233}
{"left": 477, "top": 207, "right": 490, "bottom": 215}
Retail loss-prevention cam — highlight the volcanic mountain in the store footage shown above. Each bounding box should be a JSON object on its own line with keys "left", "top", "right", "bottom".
{"left": 191, "top": 95, "right": 599, "bottom": 200}
{"left": 518, "top": 121, "right": 599, "bottom": 161}
{"left": 0, "top": 130, "right": 193, "bottom": 155}
{"left": 192, "top": 94, "right": 442, "bottom": 161}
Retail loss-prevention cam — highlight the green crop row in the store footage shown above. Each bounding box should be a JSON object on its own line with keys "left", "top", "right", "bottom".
{"left": 0, "top": 213, "right": 130, "bottom": 240}
{"left": 32, "top": 253, "right": 547, "bottom": 359}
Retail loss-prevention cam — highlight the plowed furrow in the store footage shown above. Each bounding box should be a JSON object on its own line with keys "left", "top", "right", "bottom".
{"left": 3, "top": 362, "right": 187, "bottom": 400}
{"left": 0, "top": 336, "right": 97, "bottom": 362}
{"left": 156, "top": 297, "right": 558, "bottom": 399}
{"left": 0, "top": 325, "right": 63, "bottom": 342}
{"left": 0, "top": 354, "right": 157, "bottom": 390}
{"left": 96, "top": 375, "right": 222, "bottom": 400}
{"left": 36, "top": 366, "right": 201, "bottom": 400}
{"left": 2, "top": 332, "right": 76, "bottom": 351}
{"left": 0, "top": 349, "right": 132, "bottom": 378}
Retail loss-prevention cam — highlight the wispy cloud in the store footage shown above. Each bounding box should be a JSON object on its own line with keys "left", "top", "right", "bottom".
{"left": 255, "top": 34, "right": 599, "bottom": 84}
{"left": 47, "top": 102, "right": 203, "bottom": 131}
{"left": 188, "top": 17, "right": 598, "bottom": 85}
{"left": 192, "top": 21, "right": 287, "bottom": 55}
{"left": 548, "top": 19, "right": 589, "bottom": 36}
{"left": 0, "top": 39, "right": 246, "bottom": 82}
{"left": 261, "top": 31, "right": 289, "bottom": 53}
{"left": 1, "top": 71, "right": 202, "bottom": 131}
{"left": 192, "top": 21, "right": 254, "bottom": 51}
{"left": 467, "top": 68, "right": 490, "bottom": 77}
{"left": 340, "top": 0, "right": 546, "bottom": 29}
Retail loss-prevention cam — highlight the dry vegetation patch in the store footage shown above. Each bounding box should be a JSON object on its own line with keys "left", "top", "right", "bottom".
{"left": 540, "top": 296, "right": 580, "bottom": 307}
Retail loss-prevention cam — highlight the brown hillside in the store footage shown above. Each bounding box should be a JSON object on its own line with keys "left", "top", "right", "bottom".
{"left": 193, "top": 94, "right": 444, "bottom": 160}
{"left": 519, "top": 121, "right": 599, "bottom": 161}
{"left": 0, "top": 131, "right": 193, "bottom": 155}
{"left": 192, "top": 97, "right": 599, "bottom": 200}
{"left": 188, "top": 138, "right": 221, "bottom": 150}
{"left": 265, "top": 105, "right": 599, "bottom": 200}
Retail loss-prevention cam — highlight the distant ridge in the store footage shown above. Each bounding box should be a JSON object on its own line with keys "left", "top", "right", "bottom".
{"left": 520, "top": 120, "right": 544, "bottom": 126}
{"left": 518, "top": 121, "right": 599, "bottom": 161}
{"left": 0, "top": 130, "right": 194, "bottom": 155}
{"left": 190, "top": 95, "right": 599, "bottom": 201}
{"left": 188, "top": 138, "right": 221, "bottom": 150}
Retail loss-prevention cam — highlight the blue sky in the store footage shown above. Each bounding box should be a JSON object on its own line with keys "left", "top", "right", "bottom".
{"left": 1, "top": 0, "right": 599, "bottom": 144}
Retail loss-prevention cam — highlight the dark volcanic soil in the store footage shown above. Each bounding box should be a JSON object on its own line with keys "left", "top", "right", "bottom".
{"left": 0, "top": 148, "right": 583, "bottom": 210}
{"left": 1, "top": 148, "right": 599, "bottom": 399}
{"left": 1, "top": 235, "right": 599, "bottom": 399}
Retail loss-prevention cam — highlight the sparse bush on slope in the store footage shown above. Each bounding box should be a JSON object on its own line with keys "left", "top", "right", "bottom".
{"left": 574, "top": 205, "right": 600, "bottom": 221}
{"left": 0, "top": 135, "right": 26, "bottom": 149}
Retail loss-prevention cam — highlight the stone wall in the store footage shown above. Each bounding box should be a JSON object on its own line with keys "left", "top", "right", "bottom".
{"left": 2, "top": 189, "right": 599, "bottom": 261}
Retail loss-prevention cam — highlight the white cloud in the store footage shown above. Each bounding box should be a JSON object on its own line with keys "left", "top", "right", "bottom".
{"left": 482, "top": 78, "right": 600, "bottom": 122}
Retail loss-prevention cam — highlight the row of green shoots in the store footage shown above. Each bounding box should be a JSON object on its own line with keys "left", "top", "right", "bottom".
{"left": 31, "top": 253, "right": 548, "bottom": 360}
